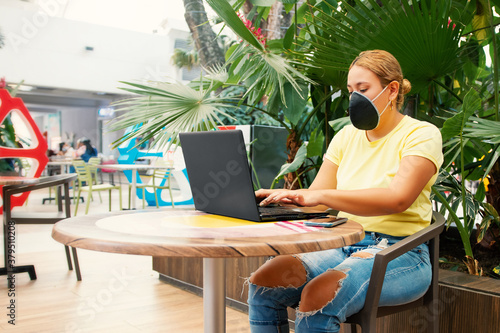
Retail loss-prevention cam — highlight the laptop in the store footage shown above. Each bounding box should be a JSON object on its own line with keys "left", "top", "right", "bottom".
{"left": 179, "top": 130, "right": 329, "bottom": 222}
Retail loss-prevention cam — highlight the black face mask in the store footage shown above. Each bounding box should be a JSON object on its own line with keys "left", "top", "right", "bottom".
{"left": 348, "top": 86, "right": 390, "bottom": 130}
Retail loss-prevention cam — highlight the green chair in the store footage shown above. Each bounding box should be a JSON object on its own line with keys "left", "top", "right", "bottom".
{"left": 87, "top": 157, "right": 102, "bottom": 185}
{"left": 72, "top": 160, "right": 122, "bottom": 216}
{"left": 87, "top": 157, "right": 103, "bottom": 202}
{"left": 136, "top": 167, "right": 175, "bottom": 208}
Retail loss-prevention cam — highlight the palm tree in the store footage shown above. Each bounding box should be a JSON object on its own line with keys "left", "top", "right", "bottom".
{"left": 182, "top": 0, "right": 225, "bottom": 70}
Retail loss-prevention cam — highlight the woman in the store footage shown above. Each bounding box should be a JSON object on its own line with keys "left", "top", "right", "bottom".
{"left": 57, "top": 142, "right": 75, "bottom": 158}
{"left": 76, "top": 138, "right": 98, "bottom": 162}
{"left": 248, "top": 50, "right": 443, "bottom": 332}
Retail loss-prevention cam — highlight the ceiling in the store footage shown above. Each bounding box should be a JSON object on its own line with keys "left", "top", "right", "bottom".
{"left": 9, "top": 84, "right": 127, "bottom": 113}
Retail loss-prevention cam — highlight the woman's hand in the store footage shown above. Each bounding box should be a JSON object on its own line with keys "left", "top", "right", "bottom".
{"left": 256, "top": 189, "right": 297, "bottom": 206}
{"left": 258, "top": 189, "right": 322, "bottom": 207}
{"left": 255, "top": 189, "right": 284, "bottom": 203}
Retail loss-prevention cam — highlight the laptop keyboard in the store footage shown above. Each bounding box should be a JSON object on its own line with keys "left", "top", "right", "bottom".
{"left": 258, "top": 206, "right": 301, "bottom": 216}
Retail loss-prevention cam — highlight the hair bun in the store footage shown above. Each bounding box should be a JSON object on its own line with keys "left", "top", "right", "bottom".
{"left": 401, "top": 79, "right": 412, "bottom": 95}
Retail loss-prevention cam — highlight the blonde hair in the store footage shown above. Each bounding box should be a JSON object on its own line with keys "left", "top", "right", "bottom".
{"left": 349, "top": 50, "right": 411, "bottom": 111}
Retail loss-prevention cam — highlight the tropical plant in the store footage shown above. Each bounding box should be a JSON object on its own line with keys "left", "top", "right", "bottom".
{"left": 210, "top": 0, "right": 500, "bottom": 275}
{"left": 426, "top": 0, "right": 500, "bottom": 276}
{"left": 205, "top": 0, "right": 331, "bottom": 188}
{"left": 107, "top": 77, "right": 237, "bottom": 151}
{"left": 433, "top": 88, "right": 485, "bottom": 275}
{"left": 294, "top": 0, "right": 500, "bottom": 276}
{"left": 108, "top": 0, "right": 313, "bottom": 157}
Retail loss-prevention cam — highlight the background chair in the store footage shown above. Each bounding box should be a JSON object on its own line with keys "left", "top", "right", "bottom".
{"left": 345, "top": 211, "right": 445, "bottom": 333}
{"left": 87, "top": 157, "right": 103, "bottom": 202}
{"left": 88, "top": 157, "right": 102, "bottom": 185}
{"left": 72, "top": 160, "right": 122, "bottom": 215}
{"left": 136, "top": 167, "right": 175, "bottom": 208}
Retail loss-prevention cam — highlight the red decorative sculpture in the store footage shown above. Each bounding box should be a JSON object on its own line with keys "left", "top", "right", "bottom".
{"left": 0, "top": 89, "right": 48, "bottom": 211}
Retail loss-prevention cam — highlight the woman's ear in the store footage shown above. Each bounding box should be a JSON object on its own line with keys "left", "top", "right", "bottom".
{"left": 389, "top": 81, "right": 399, "bottom": 101}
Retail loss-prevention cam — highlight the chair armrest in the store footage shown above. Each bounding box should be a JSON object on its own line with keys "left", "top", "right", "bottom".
{"left": 361, "top": 212, "right": 445, "bottom": 318}
{"left": 374, "top": 215, "right": 444, "bottom": 262}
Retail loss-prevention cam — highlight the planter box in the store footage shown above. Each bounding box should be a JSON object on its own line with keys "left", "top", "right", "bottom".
{"left": 436, "top": 269, "right": 500, "bottom": 332}
{"left": 153, "top": 258, "right": 500, "bottom": 332}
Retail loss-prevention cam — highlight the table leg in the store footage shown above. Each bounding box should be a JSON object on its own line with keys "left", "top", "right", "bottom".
{"left": 203, "top": 258, "right": 226, "bottom": 333}
{"left": 2, "top": 188, "right": 36, "bottom": 281}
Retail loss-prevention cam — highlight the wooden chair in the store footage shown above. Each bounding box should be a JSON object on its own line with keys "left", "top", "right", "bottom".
{"left": 72, "top": 160, "right": 122, "bottom": 216}
{"left": 136, "top": 167, "right": 175, "bottom": 208}
{"left": 345, "top": 211, "right": 445, "bottom": 333}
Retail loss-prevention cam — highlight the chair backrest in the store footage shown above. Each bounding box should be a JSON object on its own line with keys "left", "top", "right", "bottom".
{"left": 152, "top": 168, "right": 172, "bottom": 187}
{"left": 72, "top": 160, "right": 93, "bottom": 187}
{"left": 87, "top": 157, "right": 102, "bottom": 183}
{"left": 88, "top": 157, "right": 101, "bottom": 166}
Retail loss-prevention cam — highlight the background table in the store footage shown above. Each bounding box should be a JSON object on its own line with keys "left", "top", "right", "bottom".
{"left": 47, "top": 160, "right": 73, "bottom": 174}
{"left": 97, "top": 164, "right": 170, "bottom": 209}
{"left": 2, "top": 174, "right": 79, "bottom": 280}
{"left": 52, "top": 209, "right": 364, "bottom": 332}
{"left": 44, "top": 161, "right": 79, "bottom": 204}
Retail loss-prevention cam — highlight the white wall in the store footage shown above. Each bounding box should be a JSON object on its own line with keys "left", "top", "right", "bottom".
{"left": 0, "top": 2, "right": 189, "bottom": 93}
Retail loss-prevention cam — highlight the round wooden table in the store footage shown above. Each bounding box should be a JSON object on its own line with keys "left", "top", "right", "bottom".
{"left": 52, "top": 208, "right": 364, "bottom": 333}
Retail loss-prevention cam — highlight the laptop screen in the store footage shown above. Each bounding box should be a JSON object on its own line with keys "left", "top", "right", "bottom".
{"left": 179, "top": 130, "right": 262, "bottom": 221}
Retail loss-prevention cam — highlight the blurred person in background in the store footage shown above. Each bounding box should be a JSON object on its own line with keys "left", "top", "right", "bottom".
{"left": 76, "top": 137, "right": 98, "bottom": 162}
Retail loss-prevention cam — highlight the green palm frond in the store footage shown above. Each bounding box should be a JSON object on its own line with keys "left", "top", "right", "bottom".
{"left": 296, "top": 0, "right": 464, "bottom": 93}
{"left": 206, "top": 0, "right": 314, "bottom": 104}
{"left": 107, "top": 80, "right": 237, "bottom": 150}
{"left": 204, "top": 63, "right": 229, "bottom": 83}
{"left": 227, "top": 43, "right": 313, "bottom": 106}
{"left": 465, "top": 117, "right": 500, "bottom": 144}
{"left": 462, "top": 117, "right": 500, "bottom": 180}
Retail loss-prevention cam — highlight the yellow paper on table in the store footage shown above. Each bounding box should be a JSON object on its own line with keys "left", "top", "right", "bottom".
{"left": 180, "top": 214, "right": 273, "bottom": 228}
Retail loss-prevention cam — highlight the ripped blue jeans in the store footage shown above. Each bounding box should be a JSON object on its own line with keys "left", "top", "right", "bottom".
{"left": 247, "top": 232, "right": 431, "bottom": 333}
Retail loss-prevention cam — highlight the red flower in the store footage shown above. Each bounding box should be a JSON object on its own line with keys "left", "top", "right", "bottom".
{"left": 237, "top": 12, "right": 267, "bottom": 47}
{"left": 447, "top": 18, "right": 456, "bottom": 30}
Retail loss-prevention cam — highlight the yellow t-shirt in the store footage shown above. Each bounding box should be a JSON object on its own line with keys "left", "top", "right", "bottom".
{"left": 324, "top": 116, "right": 443, "bottom": 236}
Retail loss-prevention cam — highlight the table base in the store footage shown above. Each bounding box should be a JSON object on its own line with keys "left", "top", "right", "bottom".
{"left": 0, "top": 265, "right": 37, "bottom": 280}
{"left": 204, "top": 258, "right": 226, "bottom": 333}
{"left": 42, "top": 196, "right": 84, "bottom": 205}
